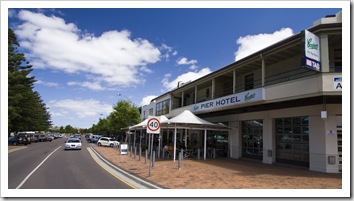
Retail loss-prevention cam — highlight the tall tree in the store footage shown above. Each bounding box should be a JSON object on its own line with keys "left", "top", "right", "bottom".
{"left": 8, "top": 28, "right": 52, "bottom": 133}
{"left": 109, "top": 100, "right": 140, "bottom": 131}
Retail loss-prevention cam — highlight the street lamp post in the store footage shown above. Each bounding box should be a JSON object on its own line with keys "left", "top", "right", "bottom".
{"left": 117, "top": 93, "right": 133, "bottom": 104}
{"left": 116, "top": 93, "right": 134, "bottom": 147}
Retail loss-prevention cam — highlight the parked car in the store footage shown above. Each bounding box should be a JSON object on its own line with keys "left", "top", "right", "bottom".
{"left": 33, "top": 134, "right": 40, "bottom": 143}
{"left": 8, "top": 136, "right": 18, "bottom": 146}
{"left": 16, "top": 133, "right": 31, "bottom": 145}
{"left": 65, "top": 138, "right": 82, "bottom": 150}
{"left": 85, "top": 133, "right": 93, "bottom": 139}
{"left": 46, "top": 134, "right": 54, "bottom": 142}
{"left": 87, "top": 135, "right": 101, "bottom": 143}
{"left": 74, "top": 134, "right": 81, "bottom": 140}
{"left": 38, "top": 134, "right": 46, "bottom": 142}
{"left": 97, "top": 137, "right": 120, "bottom": 147}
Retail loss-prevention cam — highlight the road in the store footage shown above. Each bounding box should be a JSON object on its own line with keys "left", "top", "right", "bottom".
{"left": 8, "top": 137, "right": 133, "bottom": 189}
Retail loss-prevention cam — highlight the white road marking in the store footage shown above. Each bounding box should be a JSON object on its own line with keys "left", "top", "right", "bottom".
{"left": 15, "top": 146, "right": 62, "bottom": 189}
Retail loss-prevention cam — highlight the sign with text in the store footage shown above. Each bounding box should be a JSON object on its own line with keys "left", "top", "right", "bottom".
{"left": 120, "top": 144, "right": 128, "bottom": 155}
{"left": 191, "top": 88, "right": 265, "bottom": 113}
{"left": 302, "top": 29, "right": 321, "bottom": 71}
{"left": 333, "top": 76, "right": 342, "bottom": 90}
{"left": 147, "top": 116, "right": 161, "bottom": 134}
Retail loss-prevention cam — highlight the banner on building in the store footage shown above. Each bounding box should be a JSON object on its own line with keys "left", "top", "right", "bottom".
{"left": 301, "top": 29, "right": 321, "bottom": 71}
{"left": 191, "top": 88, "right": 265, "bottom": 113}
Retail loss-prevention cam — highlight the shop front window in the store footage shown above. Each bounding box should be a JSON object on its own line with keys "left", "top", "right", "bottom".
{"left": 242, "top": 120, "right": 263, "bottom": 159}
{"left": 276, "top": 116, "right": 309, "bottom": 167}
{"left": 207, "top": 130, "right": 229, "bottom": 157}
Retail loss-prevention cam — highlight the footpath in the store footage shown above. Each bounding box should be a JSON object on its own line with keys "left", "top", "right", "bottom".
{"left": 92, "top": 146, "right": 342, "bottom": 189}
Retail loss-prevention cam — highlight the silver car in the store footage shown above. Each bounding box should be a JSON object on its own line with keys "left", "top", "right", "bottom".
{"left": 65, "top": 138, "right": 82, "bottom": 150}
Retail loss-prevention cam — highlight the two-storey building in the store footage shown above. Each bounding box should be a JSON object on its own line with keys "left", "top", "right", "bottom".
{"left": 141, "top": 11, "right": 342, "bottom": 173}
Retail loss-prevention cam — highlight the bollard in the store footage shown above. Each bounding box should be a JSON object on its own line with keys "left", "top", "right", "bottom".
{"left": 134, "top": 146, "right": 136, "bottom": 159}
{"left": 148, "top": 162, "right": 151, "bottom": 177}
{"left": 181, "top": 149, "right": 184, "bottom": 160}
{"left": 145, "top": 149, "right": 148, "bottom": 164}
{"left": 197, "top": 149, "right": 200, "bottom": 160}
{"left": 139, "top": 148, "right": 141, "bottom": 161}
{"left": 213, "top": 148, "right": 216, "bottom": 159}
{"left": 178, "top": 152, "right": 182, "bottom": 170}
{"left": 130, "top": 146, "right": 132, "bottom": 157}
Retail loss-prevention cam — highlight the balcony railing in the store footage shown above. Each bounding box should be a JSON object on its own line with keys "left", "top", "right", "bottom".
{"left": 172, "top": 67, "right": 320, "bottom": 109}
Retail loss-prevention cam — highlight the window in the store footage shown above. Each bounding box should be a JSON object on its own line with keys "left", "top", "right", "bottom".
{"left": 156, "top": 99, "right": 170, "bottom": 116}
{"left": 245, "top": 74, "right": 254, "bottom": 90}
{"left": 276, "top": 116, "right": 309, "bottom": 167}
{"left": 206, "top": 88, "right": 210, "bottom": 98}
{"left": 242, "top": 120, "right": 263, "bottom": 159}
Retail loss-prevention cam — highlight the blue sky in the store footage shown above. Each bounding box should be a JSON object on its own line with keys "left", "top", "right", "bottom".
{"left": 4, "top": 2, "right": 343, "bottom": 129}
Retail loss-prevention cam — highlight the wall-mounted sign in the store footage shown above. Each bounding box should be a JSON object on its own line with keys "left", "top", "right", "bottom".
{"left": 302, "top": 29, "right": 321, "bottom": 71}
{"left": 333, "top": 76, "right": 342, "bottom": 90}
{"left": 191, "top": 88, "right": 264, "bottom": 113}
{"left": 327, "top": 130, "right": 337, "bottom": 136}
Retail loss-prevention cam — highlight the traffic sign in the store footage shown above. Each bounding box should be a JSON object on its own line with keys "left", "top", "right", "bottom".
{"left": 147, "top": 116, "right": 161, "bottom": 134}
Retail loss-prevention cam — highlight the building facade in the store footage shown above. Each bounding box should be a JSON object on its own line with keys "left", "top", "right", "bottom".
{"left": 141, "top": 11, "right": 342, "bottom": 173}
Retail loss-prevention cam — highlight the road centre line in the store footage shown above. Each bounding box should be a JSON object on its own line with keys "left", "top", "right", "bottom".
{"left": 15, "top": 146, "right": 62, "bottom": 189}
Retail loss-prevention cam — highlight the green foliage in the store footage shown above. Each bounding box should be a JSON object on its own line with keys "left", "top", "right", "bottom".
{"left": 111, "top": 100, "right": 140, "bottom": 129}
{"left": 8, "top": 28, "right": 52, "bottom": 133}
{"left": 90, "top": 100, "right": 140, "bottom": 135}
{"left": 64, "top": 125, "right": 78, "bottom": 134}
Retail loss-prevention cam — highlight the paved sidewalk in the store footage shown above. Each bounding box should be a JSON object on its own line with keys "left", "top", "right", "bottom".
{"left": 93, "top": 146, "right": 342, "bottom": 189}
{"left": 8, "top": 145, "right": 28, "bottom": 153}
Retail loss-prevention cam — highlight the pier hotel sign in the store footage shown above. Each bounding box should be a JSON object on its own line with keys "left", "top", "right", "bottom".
{"left": 191, "top": 88, "right": 265, "bottom": 113}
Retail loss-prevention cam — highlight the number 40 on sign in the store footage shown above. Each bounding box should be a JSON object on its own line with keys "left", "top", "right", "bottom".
{"left": 147, "top": 116, "right": 161, "bottom": 134}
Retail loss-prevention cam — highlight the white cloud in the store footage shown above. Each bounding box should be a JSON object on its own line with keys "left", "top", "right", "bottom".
{"left": 36, "top": 80, "right": 59, "bottom": 87}
{"left": 189, "top": 64, "right": 198, "bottom": 71}
{"left": 162, "top": 68, "right": 212, "bottom": 91}
{"left": 140, "top": 95, "right": 158, "bottom": 107}
{"left": 234, "top": 28, "right": 294, "bottom": 61}
{"left": 48, "top": 99, "right": 113, "bottom": 128}
{"left": 48, "top": 99, "right": 113, "bottom": 118}
{"left": 67, "top": 81, "right": 112, "bottom": 91}
{"left": 159, "top": 43, "right": 175, "bottom": 61}
{"left": 176, "top": 57, "right": 197, "bottom": 65}
{"left": 14, "top": 10, "right": 161, "bottom": 89}
{"left": 176, "top": 57, "right": 199, "bottom": 70}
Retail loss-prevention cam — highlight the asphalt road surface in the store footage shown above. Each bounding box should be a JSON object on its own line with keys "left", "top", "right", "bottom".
{"left": 8, "top": 137, "right": 133, "bottom": 189}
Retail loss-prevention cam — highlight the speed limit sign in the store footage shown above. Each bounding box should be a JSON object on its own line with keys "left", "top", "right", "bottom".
{"left": 147, "top": 116, "right": 161, "bottom": 134}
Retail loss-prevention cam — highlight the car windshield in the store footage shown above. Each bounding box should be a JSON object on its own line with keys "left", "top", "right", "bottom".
{"left": 67, "top": 139, "right": 80, "bottom": 143}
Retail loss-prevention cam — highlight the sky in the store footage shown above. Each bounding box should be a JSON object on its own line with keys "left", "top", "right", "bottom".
{"left": 3, "top": 1, "right": 343, "bottom": 129}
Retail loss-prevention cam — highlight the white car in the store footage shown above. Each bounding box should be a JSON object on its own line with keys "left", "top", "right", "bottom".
{"left": 97, "top": 137, "right": 119, "bottom": 147}
{"left": 65, "top": 138, "right": 82, "bottom": 150}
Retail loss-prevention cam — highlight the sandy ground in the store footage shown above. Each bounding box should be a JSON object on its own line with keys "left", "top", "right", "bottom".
{"left": 93, "top": 146, "right": 342, "bottom": 189}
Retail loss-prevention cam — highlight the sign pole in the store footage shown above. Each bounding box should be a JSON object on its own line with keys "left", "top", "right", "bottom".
{"left": 146, "top": 116, "right": 161, "bottom": 176}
